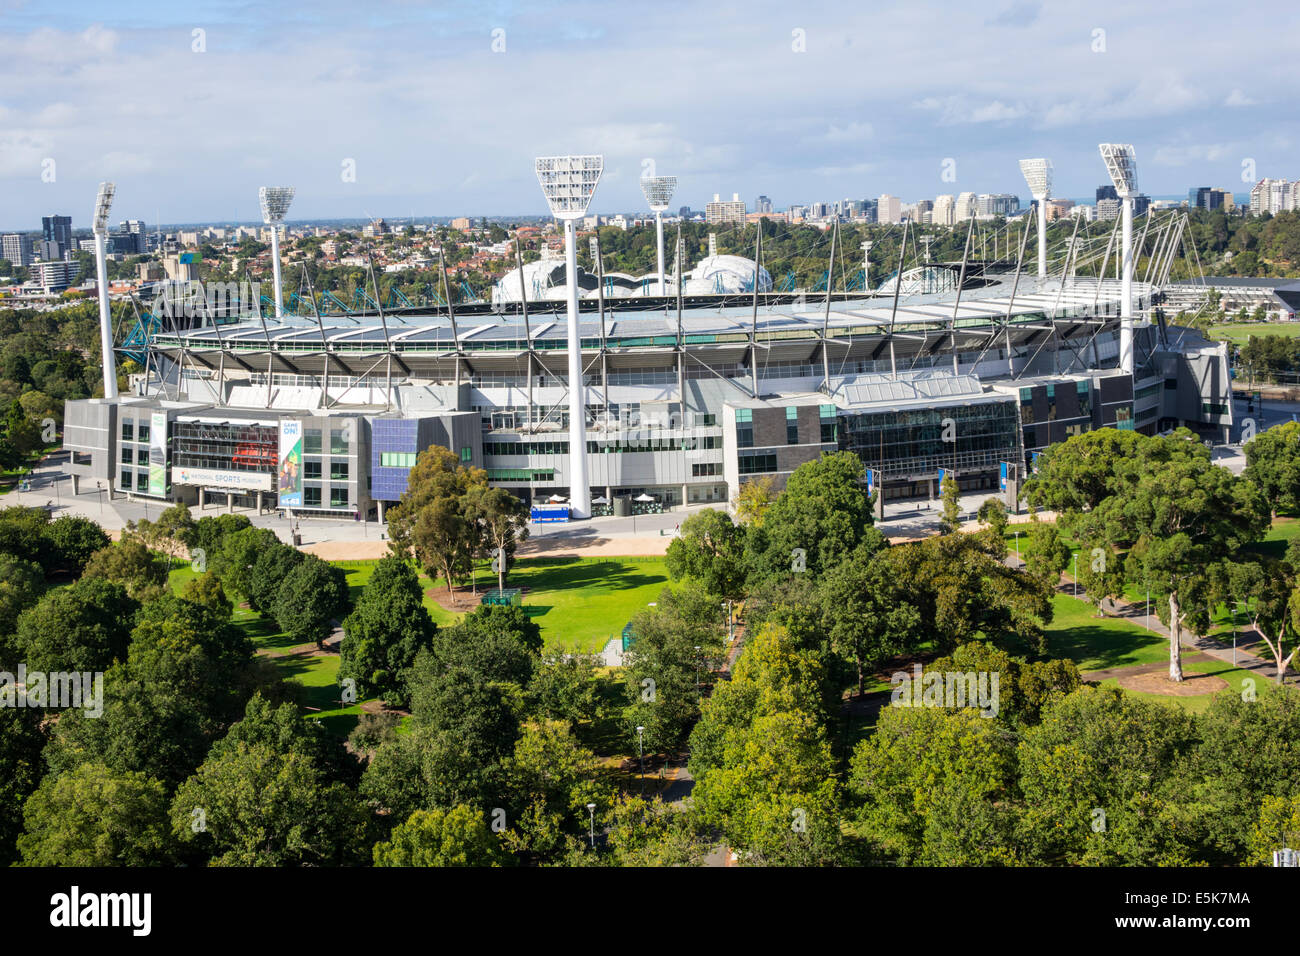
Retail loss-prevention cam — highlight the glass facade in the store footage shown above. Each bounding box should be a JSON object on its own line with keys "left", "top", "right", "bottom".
{"left": 839, "top": 400, "right": 1021, "bottom": 480}
{"left": 370, "top": 418, "right": 420, "bottom": 502}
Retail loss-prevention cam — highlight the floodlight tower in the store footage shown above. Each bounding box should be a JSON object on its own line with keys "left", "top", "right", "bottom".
{"left": 1017, "top": 158, "right": 1053, "bottom": 278}
{"left": 535, "top": 155, "right": 603, "bottom": 519}
{"left": 1099, "top": 144, "right": 1138, "bottom": 375}
{"left": 258, "top": 186, "right": 295, "bottom": 318}
{"left": 640, "top": 176, "right": 677, "bottom": 295}
{"left": 92, "top": 182, "right": 118, "bottom": 400}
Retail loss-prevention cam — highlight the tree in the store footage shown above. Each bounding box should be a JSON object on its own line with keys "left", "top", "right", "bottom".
{"left": 939, "top": 474, "right": 961, "bottom": 534}
{"left": 273, "top": 554, "right": 349, "bottom": 649}
{"left": 818, "top": 542, "right": 920, "bottom": 696}
{"left": 1074, "top": 538, "right": 1126, "bottom": 616}
{"left": 1017, "top": 686, "right": 1197, "bottom": 865}
{"left": 1021, "top": 518, "right": 1070, "bottom": 587}
{"left": 42, "top": 515, "right": 109, "bottom": 574}
{"left": 210, "top": 525, "right": 281, "bottom": 603}
{"left": 746, "top": 451, "right": 874, "bottom": 583}
{"left": 247, "top": 541, "right": 303, "bottom": 612}
{"left": 1244, "top": 420, "right": 1300, "bottom": 517}
{"left": 43, "top": 594, "right": 257, "bottom": 790}
{"left": 0, "top": 505, "right": 52, "bottom": 568}
{"left": 665, "top": 508, "right": 747, "bottom": 600}
{"left": 526, "top": 652, "right": 604, "bottom": 735}
{"left": 1081, "top": 432, "right": 1267, "bottom": 681}
{"left": 18, "top": 763, "right": 175, "bottom": 866}
{"left": 339, "top": 556, "right": 437, "bottom": 706}
{"left": 180, "top": 571, "right": 233, "bottom": 619}
{"left": 0, "top": 553, "right": 46, "bottom": 664}
{"left": 0, "top": 708, "right": 45, "bottom": 864}
{"left": 976, "top": 497, "right": 1008, "bottom": 538}
{"left": 1210, "top": 557, "right": 1299, "bottom": 684}
{"left": 849, "top": 705, "right": 1018, "bottom": 865}
{"left": 373, "top": 806, "right": 508, "bottom": 867}
{"left": 1024, "top": 428, "right": 1146, "bottom": 517}
{"left": 80, "top": 536, "right": 168, "bottom": 601}
{"left": 170, "top": 695, "right": 371, "bottom": 866}
{"left": 469, "top": 485, "right": 529, "bottom": 592}
{"left": 15, "top": 576, "right": 137, "bottom": 673}
{"left": 735, "top": 475, "right": 778, "bottom": 528}
{"left": 387, "top": 445, "right": 486, "bottom": 603}
{"left": 605, "top": 795, "right": 703, "bottom": 866}
{"left": 624, "top": 584, "right": 724, "bottom": 754}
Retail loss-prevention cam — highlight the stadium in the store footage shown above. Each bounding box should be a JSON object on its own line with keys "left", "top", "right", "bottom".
{"left": 59, "top": 152, "right": 1233, "bottom": 523}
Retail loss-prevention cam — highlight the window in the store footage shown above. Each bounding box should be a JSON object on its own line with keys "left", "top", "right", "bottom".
{"left": 330, "top": 488, "right": 349, "bottom": 508}
{"left": 330, "top": 430, "right": 350, "bottom": 455}
{"left": 786, "top": 406, "right": 800, "bottom": 445}
{"left": 738, "top": 452, "right": 777, "bottom": 475}
{"left": 137, "top": 448, "right": 149, "bottom": 466}
{"left": 304, "top": 429, "right": 322, "bottom": 454}
{"left": 120, "top": 446, "right": 132, "bottom": 464}
{"left": 135, "top": 472, "right": 149, "bottom": 492}
{"left": 121, "top": 421, "right": 134, "bottom": 442}
{"left": 735, "top": 408, "right": 754, "bottom": 449}
{"left": 691, "top": 462, "right": 722, "bottom": 477}
{"left": 304, "top": 486, "right": 321, "bottom": 507}
{"left": 330, "top": 462, "right": 349, "bottom": 481}
{"left": 460, "top": 446, "right": 472, "bottom": 463}
{"left": 304, "top": 461, "right": 321, "bottom": 479}
{"left": 380, "top": 452, "right": 417, "bottom": 468}
{"left": 137, "top": 421, "right": 150, "bottom": 442}
{"left": 120, "top": 468, "right": 131, "bottom": 487}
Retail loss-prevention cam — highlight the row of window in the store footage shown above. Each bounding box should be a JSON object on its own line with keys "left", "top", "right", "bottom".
{"left": 379, "top": 452, "right": 418, "bottom": 468}
{"left": 303, "top": 429, "right": 351, "bottom": 456}
{"left": 303, "top": 462, "right": 350, "bottom": 480}
{"left": 121, "top": 420, "right": 152, "bottom": 442}
{"left": 303, "top": 487, "right": 350, "bottom": 508}
{"left": 737, "top": 453, "right": 778, "bottom": 475}
{"left": 485, "top": 437, "right": 724, "bottom": 456}
{"left": 692, "top": 463, "right": 723, "bottom": 477}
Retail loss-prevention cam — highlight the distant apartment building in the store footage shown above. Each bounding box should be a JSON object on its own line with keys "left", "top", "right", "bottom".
{"left": 915, "top": 199, "right": 934, "bottom": 225}
{"left": 41, "top": 214, "right": 73, "bottom": 258}
{"left": 1096, "top": 185, "right": 1118, "bottom": 204}
{"left": 977, "top": 193, "right": 1019, "bottom": 218}
{"left": 1097, "top": 198, "right": 1121, "bottom": 221}
{"left": 1072, "top": 204, "right": 1097, "bottom": 222}
{"left": 955, "top": 192, "right": 977, "bottom": 222}
{"left": 754, "top": 195, "right": 773, "bottom": 214}
{"left": 1250, "top": 179, "right": 1296, "bottom": 216}
{"left": 2, "top": 233, "right": 32, "bottom": 268}
{"left": 787, "top": 204, "right": 807, "bottom": 224}
{"left": 450, "top": 217, "right": 472, "bottom": 231}
{"left": 1045, "top": 199, "right": 1075, "bottom": 221}
{"left": 705, "top": 193, "right": 747, "bottom": 226}
{"left": 30, "top": 259, "right": 78, "bottom": 292}
{"left": 178, "top": 230, "right": 202, "bottom": 247}
{"left": 932, "top": 195, "right": 955, "bottom": 227}
{"left": 1189, "top": 187, "right": 1233, "bottom": 211}
{"left": 877, "top": 194, "right": 902, "bottom": 224}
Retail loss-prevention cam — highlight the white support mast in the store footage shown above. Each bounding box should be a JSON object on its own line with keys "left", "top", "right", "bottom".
{"left": 640, "top": 176, "right": 676, "bottom": 296}
{"left": 536, "top": 155, "right": 603, "bottom": 519}
{"left": 1018, "top": 158, "right": 1053, "bottom": 279}
{"left": 259, "top": 186, "right": 295, "bottom": 319}
{"left": 92, "top": 182, "right": 118, "bottom": 399}
{"left": 1099, "top": 144, "right": 1139, "bottom": 375}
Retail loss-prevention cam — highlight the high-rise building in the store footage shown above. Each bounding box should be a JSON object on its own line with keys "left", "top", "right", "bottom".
{"left": 1250, "top": 179, "right": 1293, "bottom": 216}
{"left": 1097, "top": 198, "right": 1121, "bottom": 221}
{"left": 1133, "top": 194, "right": 1151, "bottom": 217}
{"left": 1096, "top": 185, "right": 1118, "bottom": 204}
{"left": 915, "top": 199, "right": 934, "bottom": 224}
{"left": 976, "top": 193, "right": 1020, "bottom": 218}
{"left": 932, "top": 195, "right": 955, "bottom": 226}
{"left": 877, "top": 194, "right": 901, "bottom": 224}
{"left": 30, "top": 259, "right": 78, "bottom": 292}
{"left": 705, "top": 193, "right": 746, "bottom": 226}
{"left": 754, "top": 195, "right": 773, "bottom": 214}
{"left": 955, "top": 192, "right": 977, "bottom": 221}
{"left": 1, "top": 234, "right": 32, "bottom": 268}
{"left": 1045, "top": 199, "right": 1075, "bottom": 221}
{"left": 41, "top": 214, "right": 73, "bottom": 258}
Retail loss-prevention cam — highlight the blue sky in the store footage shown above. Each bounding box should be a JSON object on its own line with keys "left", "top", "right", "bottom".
{"left": 1, "top": 0, "right": 1297, "bottom": 229}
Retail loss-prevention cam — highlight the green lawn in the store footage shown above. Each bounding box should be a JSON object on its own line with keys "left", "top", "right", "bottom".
{"left": 1093, "top": 656, "right": 1266, "bottom": 715}
{"left": 1041, "top": 594, "right": 1168, "bottom": 672}
{"left": 1211, "top": 322, "right": 1300, "bottom": 345}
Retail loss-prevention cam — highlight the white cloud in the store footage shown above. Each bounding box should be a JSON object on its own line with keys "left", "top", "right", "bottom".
{"left": 1225, "top": 88, "right": 1256, "bottom": 107}
{"left": 824, "top": 122, "right": 873, "bottom": 142}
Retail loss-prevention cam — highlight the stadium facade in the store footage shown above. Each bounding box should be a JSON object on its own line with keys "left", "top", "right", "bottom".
{"left": 60, "top": 264, "right": 1231, "bottom": 521}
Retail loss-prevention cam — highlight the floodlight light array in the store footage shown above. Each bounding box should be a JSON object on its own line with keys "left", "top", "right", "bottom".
{"left": 1017, "top": 158, "right": 1052, "bottom": 200}
{"left": 535, "top": 156, "right": 603, "bottom": 219}
{"left": 640, "top": 176, "right": 677, "bottom": 211}
{"left": 93, "top": 182, "right": 116, "bottom": 236}
{"left": 1098, "top": 144, "right": 1138, "bottom": 197}
{"left": 259, "top": 186, "right": 296, "bottom": 224}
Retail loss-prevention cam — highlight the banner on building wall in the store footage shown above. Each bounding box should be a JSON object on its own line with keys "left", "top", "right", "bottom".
{"left": 999, "top": 461, "right": 1008, "bottom": 492}
{"left": 171, "top": 467, "right": 273, "bottom": 492}
{"left": 277, "top": 420, "right": 303, "bottom": 507}
{"left": 148, "top": 412, "right": 167, "bottom": 496}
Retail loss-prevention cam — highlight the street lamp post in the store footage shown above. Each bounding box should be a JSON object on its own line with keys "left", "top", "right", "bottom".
{"left": 1014, "top": 530, "right": 1020, "bottom": 559}
{"left": 1073, "top": 552, "right": 1078, "bottom": 597}
{"left": 586, "top": 803, "right": 596, "bottom": 849}
{"left": 636, "top": 725, "right": 645, "bottom": 797}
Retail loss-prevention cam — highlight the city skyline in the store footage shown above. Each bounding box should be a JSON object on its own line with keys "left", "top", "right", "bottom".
{"left": 0, "top": 0, "right": 1296, "bottom": 228}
